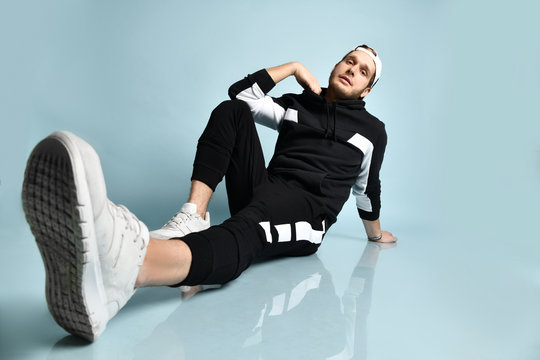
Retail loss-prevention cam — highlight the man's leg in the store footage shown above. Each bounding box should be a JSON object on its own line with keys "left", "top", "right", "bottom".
{"left": 190, "top": 99, "right": 268, "bottom": 215}
{"left": 186, "top": 180, "right": 213, "bottom": 218}
{"left": 172, "top": 102, "right": 324, "bottom": 288}
{"left": 153, "top": 99, "right": 272, "bottom": 287}
{"left": 152, "top": 99, "right": 268, "bottom": 239}
{"left": 22, "top": 131, "right": 156, "bottom": 341}
{"left": 174, "top": 181, "right": 326, "bottom": 288}
{"left": 135, "top": 238, "right": 192, "bottom": 287}
{"left": 22, "top": 104, "right": 269, "bottom": 339}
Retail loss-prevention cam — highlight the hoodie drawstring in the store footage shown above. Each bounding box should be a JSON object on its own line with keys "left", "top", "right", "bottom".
{"left": 324, "top": 103, "right": 331, "bottom": 138}
{"left": 332, "top": 103, "right": 337, "bottom": 141}
{"left": 324, "top": 102, "right": 337, "bottom": 140}
{"left": 324, "top": 102, "right": 338, "bottom": 140}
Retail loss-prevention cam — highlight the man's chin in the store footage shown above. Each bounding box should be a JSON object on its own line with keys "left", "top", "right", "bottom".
{"left": 329, "top": 83, "right": 354, "bottom": 100}
{"left": 334, "top": 91, "right": 358, "bottom": 101}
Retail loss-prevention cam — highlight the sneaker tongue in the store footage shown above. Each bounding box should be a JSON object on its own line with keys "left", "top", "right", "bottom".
{"left": 180, "top": 202, "right": 198, "bottom": 215}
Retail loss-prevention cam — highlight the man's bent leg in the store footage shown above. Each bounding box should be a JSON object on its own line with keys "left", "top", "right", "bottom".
{"left": 192, "top": 99, "right": 268, "bottom": 216}
{"left": 152, "top": 100, "right": 267, "bottom": 239}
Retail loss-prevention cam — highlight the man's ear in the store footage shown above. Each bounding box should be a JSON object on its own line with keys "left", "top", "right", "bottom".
{"left": 360, "top": 87, "right": 371, "bottom": 98}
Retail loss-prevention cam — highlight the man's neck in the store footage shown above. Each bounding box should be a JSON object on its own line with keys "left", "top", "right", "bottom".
{"left": 325, "top": 88, "right": 336, "bottom": 102}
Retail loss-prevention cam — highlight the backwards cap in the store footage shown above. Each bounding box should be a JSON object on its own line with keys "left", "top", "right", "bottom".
{"left": 354, "top": 46, "right": 382, "bottom": 87}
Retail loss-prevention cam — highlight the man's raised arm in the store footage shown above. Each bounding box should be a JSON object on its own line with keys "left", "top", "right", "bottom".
{"left": 266, "top": 62, "right": 322, "bottom": 94}
{"left": 227, "top": 62, "right": 321, "bottom": 131}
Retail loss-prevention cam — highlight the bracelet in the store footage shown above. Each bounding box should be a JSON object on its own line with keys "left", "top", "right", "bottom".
{"left": 368, "top": 233, "right": 383, "bottom": 241}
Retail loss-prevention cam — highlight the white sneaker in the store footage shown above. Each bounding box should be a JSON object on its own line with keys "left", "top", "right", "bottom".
{"left": 22, "top": 131, "right": 148, "bottom": 341}
{"left": 150, "top": 203, "right": 210, "bottom": 239}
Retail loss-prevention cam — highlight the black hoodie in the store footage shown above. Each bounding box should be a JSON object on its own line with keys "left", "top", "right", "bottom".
{"left": 229, "top": 69, "right": 387, "bottom": 224}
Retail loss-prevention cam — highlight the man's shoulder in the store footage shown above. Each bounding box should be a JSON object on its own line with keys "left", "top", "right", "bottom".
{"left": 360, "top": 107, "right": 385, "bottom": 130}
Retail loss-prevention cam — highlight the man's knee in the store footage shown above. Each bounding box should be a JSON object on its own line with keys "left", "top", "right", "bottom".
{"left": 210, "top": 99, "right": 253, "bottom": 125}
{"left": 214, "top": 98, "right": 250, "bottom": 111}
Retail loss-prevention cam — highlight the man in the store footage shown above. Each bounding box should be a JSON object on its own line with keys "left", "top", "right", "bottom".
{"left": 22, "top": 45, "right": 396, "bottom": 341}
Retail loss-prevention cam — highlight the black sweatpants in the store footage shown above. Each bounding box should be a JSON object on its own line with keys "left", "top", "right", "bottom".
{"left": 178, "top": 100, "right": 327, "bottom": 286}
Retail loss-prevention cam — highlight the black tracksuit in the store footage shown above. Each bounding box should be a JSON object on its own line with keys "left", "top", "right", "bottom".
{"left": 178, "top": 69, "right": 387, "bottom": 286}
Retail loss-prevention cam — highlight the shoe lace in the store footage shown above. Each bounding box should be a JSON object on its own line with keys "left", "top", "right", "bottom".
{"left": 109, "top": 200, "right": 146, "bottom": 250}
{"left": 164, "top": 210, "right": 198, "bottom": 229}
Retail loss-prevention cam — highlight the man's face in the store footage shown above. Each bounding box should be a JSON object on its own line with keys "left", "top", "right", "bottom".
{"left": 327, "top": 50, "right": 376, "bottom": 100}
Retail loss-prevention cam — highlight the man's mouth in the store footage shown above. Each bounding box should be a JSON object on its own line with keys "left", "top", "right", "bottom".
{"left": 338, "top": 75, "right": 351, "bottom": 86}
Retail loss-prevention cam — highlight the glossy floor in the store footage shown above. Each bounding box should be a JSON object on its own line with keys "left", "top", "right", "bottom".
{"left": 1, "top": 215, "right": 539, "bottom": 360}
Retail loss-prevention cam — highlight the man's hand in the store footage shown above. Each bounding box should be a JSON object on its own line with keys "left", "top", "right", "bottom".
{"left": 372, "top": 230, "right": 397, "bottom": 243}
{"left": 293, "top": 63, "right": 322, "bottom": 95}
{"left": 266, "top": 62, "right": 322, "bottom": 95}
{"left": 362, "top": 219, "right": 397, "bottom": 243}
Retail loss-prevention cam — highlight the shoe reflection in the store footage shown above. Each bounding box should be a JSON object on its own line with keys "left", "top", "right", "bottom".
{"left": 135, "top": 241, "right": 396, "bottom": 360}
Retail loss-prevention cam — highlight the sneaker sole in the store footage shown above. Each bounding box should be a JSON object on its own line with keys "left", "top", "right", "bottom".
{"left": 22, "top": 133, "right": 108, "bottom": 341}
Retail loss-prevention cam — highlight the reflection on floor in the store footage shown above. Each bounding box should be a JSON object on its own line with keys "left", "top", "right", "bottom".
{"left": 2, "top": 228, "right": 539, "bottom": 360}
{"left": 45, "top": 239, "right": 393, "bottom": 360}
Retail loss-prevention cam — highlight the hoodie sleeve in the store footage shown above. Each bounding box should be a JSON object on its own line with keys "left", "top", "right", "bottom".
{"left": 228, "top": 69, "right": 287, "bottom": 131}
{"left": 352, "top": 125, "right": 387, "bottom": 221}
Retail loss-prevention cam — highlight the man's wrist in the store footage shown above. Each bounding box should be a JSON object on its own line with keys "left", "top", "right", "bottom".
{"left": 368, "top": 233, "right": 383, "bottom": 241}
{"left": 291, "top": 61, "right": 301, "bottom": 76}
{"left": 362, "top": 218, "right": 382, "bottom": 240}
{"left": 267, "top": 62, "right": 300, "bottom": 84}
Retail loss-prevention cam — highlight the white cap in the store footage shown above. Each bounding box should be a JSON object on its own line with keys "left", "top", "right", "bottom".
{"left": 354, "top": 46, "right": 382, "bottom": 87}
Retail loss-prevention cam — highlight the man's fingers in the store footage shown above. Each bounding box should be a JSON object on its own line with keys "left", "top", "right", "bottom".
{"left": 385, "top": 231, "right": 397, "bottom": 242}
{"left": 308, "top": 77, "right": 321, "bottom": 94}
{"left": 300, "top": 81, "right": 321, "bottom": 95}
{"left": 304, "top": 80, "right": 321, "bottom": 94}
{"left": 294, "top": 65, "right": 321, "bottom": 95}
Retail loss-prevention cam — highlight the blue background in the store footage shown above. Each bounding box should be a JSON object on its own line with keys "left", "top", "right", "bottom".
{"left": 1, "top": 0, "right": 538, "bottom": 231}
{"left": 1, "top": 0, "right": 539, "bottom": 359}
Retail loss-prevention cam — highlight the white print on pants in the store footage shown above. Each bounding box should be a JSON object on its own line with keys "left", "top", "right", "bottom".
{"left": 258, "top": 220, "right": 326, "bottom": 245}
